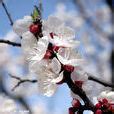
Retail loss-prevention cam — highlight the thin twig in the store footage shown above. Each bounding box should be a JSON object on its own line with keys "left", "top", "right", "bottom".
{"left": 0, "top": 76, "right": 32, "bottom": 114}
{"left": 10, "top": 74, "right": 37, "bottom": 91}
{"left": 1, "top": 0, "right": 13, "bottom": 25}
{"left": 39, "top": 0, "right": 43, "bottom": 18}
{"left": 0, "top": 39, "right": 21, "bottom": 47}
{"left": 1, "top": 0, "right": 22, "bottom": 39}
{"left": 87, "top": 73, "right": 114, "bottom": 88}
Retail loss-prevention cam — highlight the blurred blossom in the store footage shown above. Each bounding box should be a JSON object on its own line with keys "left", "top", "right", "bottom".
{"left": 54, "top": 3, "right": 84, "bottom": 30}
{"left": 0, "top": 94, "right": 17, "bottom": 114}
{"left": 54, "top": 2, "right": 112, "bottom": 81}
{"left": 32, "top": 103, "right": 47, "bottom": 114}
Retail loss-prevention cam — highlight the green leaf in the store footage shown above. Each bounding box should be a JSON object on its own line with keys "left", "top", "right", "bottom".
{"left": 31, "top": 6, "right": 40, "bottom": 21}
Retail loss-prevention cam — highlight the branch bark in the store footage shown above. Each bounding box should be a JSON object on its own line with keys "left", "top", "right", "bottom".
{"left": 0, "top": 39, "right": 21, "bottom": 47}
{"left": 87, "top": 73, "right": 114, "bottom": 88}
{"left": 64, "top": 71, "right": 95, "bottom": 112}
{"left": 10, "top": 74, "right": 37, "bottom": 91}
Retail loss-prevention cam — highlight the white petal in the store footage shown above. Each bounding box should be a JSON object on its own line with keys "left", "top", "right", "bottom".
{"left": 107, "top": 92, "right": 114, "bottom": 102}
{"left": 28, "top": 36, "right": 49, "bottom": 63}
{"left": 43, "top": 16, "right": 64, "bottom": 30}
{"left": 98, "top": 91, "right": 114, "bottom": 103}
{"left": 21, "top": 31, "right": 37, "bottom": 54}
{"left": 49, "top": 36, "right": 80, "bottom": 48}
{"left": 29, "top": 59, "right": 48, "bottom": 73}
{"left": 57, "top": 26, "right": 75, "bottom": 39}
{"left": 50, "top": 57, "right": 61, "bottom": 74}
{"left": 37, "top": 70, "right": 57, "bottom": 97}
{"left": 51, "top": 71, "right": 64, "bottom": 83}
{"left": 57, "top": 53, "right": 84, "bottom": 66}
{"left": 13, "top": 16, "right": 32, "bottom": 36}
{"left": 58, "top": 48, "right": 70, "bottom": 60}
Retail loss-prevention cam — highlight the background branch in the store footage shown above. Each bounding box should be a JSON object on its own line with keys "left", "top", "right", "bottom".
{"left": 0, "top": 39, "right": 21, "bottom": 47}
{"left": 73, "top": 0, "right": 108, "bottom": 38}
{"left": 0, "top": 75, "right": 32, "bottom": 114}
{"left": 1, "top": 0, "right": 22, "bottom": 39}
{"left": 1, "top": 0, "right": 13, "bottom": 25}
{"left": 10, "top": 74, "right": 37, "bottom": 91}
{"left": 87, "top": 73, "right": 114, "bottom": 88}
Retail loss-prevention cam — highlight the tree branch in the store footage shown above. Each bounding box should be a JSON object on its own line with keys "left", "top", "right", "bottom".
{"left": 10, "top": 74, "right": 37, "bottom": 91}
{"left": 64, "top": 71, "right": 95, "bottom": 112}
{"left": 0, "top": 39, "right": 21, "bottom": 47}
{"left": 87, "top": 73, "right": 114, "bottom": 88}
{"left": 1, "top": 0, "right": 22, "bottom": 39}
{"left": 1, "top": 0, "right": 13, "bottom": 25}
{"left": 0, "top": 75, "right": 32, "bottom": 114}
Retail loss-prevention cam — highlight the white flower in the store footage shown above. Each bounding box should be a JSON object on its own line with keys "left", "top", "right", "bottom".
{"left": 21, "top": 31, "right": 37, "bottom": 54}
{"left": 0, "top": 95, "right": 17, "bottom": 114}
{"left": 49, "top": 57, "right": 61, "bottom": 74}
{"left": 28, "top": 36, "right": 49, "bottom": 64}
{"left": 37, "top": 70, "right": 63, "bottom": 97}
{"left": 43, "top": 16, "right": 64, "bottom": 36}
{"left": 29, "top": 58, "right": 63, "bottom": 97}
{"left": 98, "top": 91, "right": 114, "bottom": 103}
{"left": 57, "top": 48, "right": 84, "bottom": 66}
{"left": 13, "top": 15, "right": 38, "bottom": 57}
{"left": 13, "top": 16, "right": 32, "bottom": 36}
{"left": 43, "top": 16, "right": 78, "bottom": 48}
{"left": 49, "top": 35, "right": 80, "bottom": 48}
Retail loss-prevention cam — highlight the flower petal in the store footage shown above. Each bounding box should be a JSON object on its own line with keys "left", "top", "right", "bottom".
{"left": 13, "top": 16, "right": 32, "bottom": 36}
{"left": 56, "top": 26, "right": 75, "bottom": 39}
{"left": 51, "top": 71, "right": 64, "bottom": 84}
{"left": 49, "top": 36, "right": 80, "bottom": 48}
{"left": 49, "top": 57, "right": 61, "bottom": 74}
{"left": 28, "top": 36, "right": 49, "bottom": 63}
{"left": 21, "top": 31, "right": 37, "bottom": 55}
{"left": 43, "top": 16, "right": 64, "bottom": 31}
{"left": 37, "top": 69, "right": 57, "bottom": 97}
{"left": 57, "top": 52, "right": 84, "bottom": 66}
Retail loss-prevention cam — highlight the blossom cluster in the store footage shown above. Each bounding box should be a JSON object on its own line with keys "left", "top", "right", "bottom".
{"left": 13, "top": 8, "right": 85, "bottom": 97}
{"left": 12, "top": 7, "right": 114, "bottom": 114}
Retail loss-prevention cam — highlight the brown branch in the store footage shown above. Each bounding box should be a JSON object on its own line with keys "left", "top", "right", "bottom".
{"left": 64, "top": 71, "right": 95, "bottom": 113}
{"left": 87, "top": 73, "right": 114, "bottom": 88}
{"left": 10, "top": 74, "right": 37, "bottom": 91}
{"left": 65, "top": 71, "right": 114, "bottom": 113}
{"left": 0, "top": 39, "right": 21, "bottom": 47}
